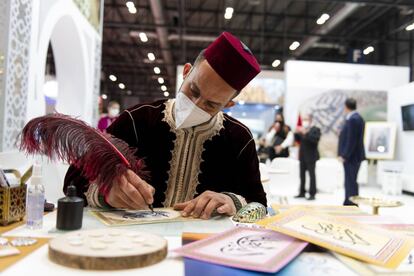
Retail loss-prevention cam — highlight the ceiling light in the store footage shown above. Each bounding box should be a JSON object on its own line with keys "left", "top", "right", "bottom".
{"left": 118, "top": 83, "right": 125, "bottom": 89}
{"left": 289, "top": 41, "right": 300, "bottom": 51}
{"left": 126, "top": 90, "right": 132, "bottom": 95}
{"left": 101, "top": 94, "right": 107, "bottom": 100}
{"left": 154, "top": 67, "right": 161, "bottom": 74}
{"left": 161, "top": 85, "right": 167, "bottom": 91}
{"left": 164, "top": 91, "right": 169, "bottom": 97}
{"left": 238, "top": 100, "right": 245, "bottom": 105}
{"left": 316, "top": 13, "right": 330, "bottom": 25}
{"left": 158, "top": 77, "right": 164, "bottom": 84}
{"left": 109, "top": 74, "right": 117, "bottom": 81}
{"left": 224, "top": 7, "right": 234, "bottom": 20}
{"left": 363, "top": 46, "right": 374, "bottom": 55}
{"left": 316, "top": 18, "right": 324, "bottom": 25}
{"left": 139, "top": 32, "right": 148, "bottom": 42}
{"left": 126, "top": 1, "right": 134, "bottom": 9}
{"left": 147, "top": 53, "right": 155, "bottom": 61}
{"left": 128, "top": 6, "right": 137, "bottom": 14}
{"left": 320, "top": 13, "right": 330, "bottom": 21}
{"left": 271, "top": 59, "right": 281, "bottom": 68}
{"left": 406, "top": 23, "right": 414, "bottom": 31}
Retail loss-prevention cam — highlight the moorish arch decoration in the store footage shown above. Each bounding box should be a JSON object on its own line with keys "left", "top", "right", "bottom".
{"left": 0, "top": 0, "right": 103, "bottom": 151}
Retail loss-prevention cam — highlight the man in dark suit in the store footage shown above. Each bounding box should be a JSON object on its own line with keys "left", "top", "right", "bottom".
{"left": 295, "top": 114, "right": 321, "bottom": 200}
{"left": 338, "top": 98, "right": 366, "bottom": 205}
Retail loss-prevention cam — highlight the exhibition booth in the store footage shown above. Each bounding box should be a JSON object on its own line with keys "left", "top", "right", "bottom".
{"left": 1, "top": 1, "right": 414, "bottom": 275}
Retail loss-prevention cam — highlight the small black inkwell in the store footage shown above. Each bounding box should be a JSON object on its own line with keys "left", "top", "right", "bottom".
{"left": 56, "top": 183, "right": 84, "bottom": 230}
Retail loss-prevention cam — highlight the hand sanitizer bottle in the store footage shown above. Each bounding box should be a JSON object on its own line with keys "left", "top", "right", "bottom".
{"left": 26, "top": 162, "right": 45, "bottom": 229}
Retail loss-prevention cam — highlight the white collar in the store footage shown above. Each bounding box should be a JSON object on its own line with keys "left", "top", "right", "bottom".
{"left": 346, "top": 110, "right": 357, "bottom": 120}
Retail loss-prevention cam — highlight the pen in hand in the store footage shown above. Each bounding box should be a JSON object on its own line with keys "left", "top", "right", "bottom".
{"left": 149, "top": 204, "right": 155, "bottom": 214}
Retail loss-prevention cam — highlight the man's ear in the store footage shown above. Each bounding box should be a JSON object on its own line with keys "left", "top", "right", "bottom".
{"left": 182, "top": 63, "right": 193, "bottom": 79}
{"left": 224, "top": 100, "right": 236, "bottom": 108}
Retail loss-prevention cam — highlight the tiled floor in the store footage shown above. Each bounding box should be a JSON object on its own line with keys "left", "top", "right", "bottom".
{"left": 264, "top": 172, "right": 414, "bottom": 223}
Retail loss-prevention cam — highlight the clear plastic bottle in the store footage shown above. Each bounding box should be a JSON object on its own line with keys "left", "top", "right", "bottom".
{"left": 26, "top": 162, "right": 45, "bottom": 229}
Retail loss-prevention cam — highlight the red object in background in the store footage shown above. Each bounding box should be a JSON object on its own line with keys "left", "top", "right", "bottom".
{"left": 295, "top": 114, "right": 303, "bottom": 146}
{"left": 296, "top": 114, "right": 302, "bottom": 128}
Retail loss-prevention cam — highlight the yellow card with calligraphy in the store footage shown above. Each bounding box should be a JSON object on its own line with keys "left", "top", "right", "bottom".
{"left": 271, "top": 204, "right": 366, "bottom": 216}
{"left": 256, "top": 208, "right": 414, "bottom": 269}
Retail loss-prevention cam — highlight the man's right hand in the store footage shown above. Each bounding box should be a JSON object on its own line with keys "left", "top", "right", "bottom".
{"left": 106, "top": 169, "right": 155, "bottom": 210}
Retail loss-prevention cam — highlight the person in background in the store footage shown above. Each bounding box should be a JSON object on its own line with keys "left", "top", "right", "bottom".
{"left": 98, "top": 101, "right": 120, "bottom": 132}
{"left": 260, "top": 113, "right": 294, "bottom": 160}
{"left": 338, "top": 98, "right": 365, "bottom": 206}
{"left": 295, "top": 114, "right": 321, "bottom": 200}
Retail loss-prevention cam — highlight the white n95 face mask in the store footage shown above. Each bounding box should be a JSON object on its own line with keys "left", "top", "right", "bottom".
{"left": 175, "top": 92, "right": 211, "bottom": 129}
{"left": 108, "top": 108, "right": 119, "bottom": 118}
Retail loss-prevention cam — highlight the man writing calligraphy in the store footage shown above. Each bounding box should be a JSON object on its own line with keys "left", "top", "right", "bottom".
{"left": 64, "top": 32, "right": 267, "bottom": 219}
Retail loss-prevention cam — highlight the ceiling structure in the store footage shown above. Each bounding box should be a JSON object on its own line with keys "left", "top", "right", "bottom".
{"left": 101, "top": 0, "right": 414, "bottom": 105}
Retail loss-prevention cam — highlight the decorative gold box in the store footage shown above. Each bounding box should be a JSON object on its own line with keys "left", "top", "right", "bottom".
{"left": 0, "top": 184, "right": 26, "bottom": 226}
{"left": 0, "top": 169, "right": 27, "bottom": 226}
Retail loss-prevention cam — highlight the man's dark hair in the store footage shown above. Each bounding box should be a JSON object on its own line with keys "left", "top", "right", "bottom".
{"left": 345, "top": 98, "right": 357, "bottom": 110}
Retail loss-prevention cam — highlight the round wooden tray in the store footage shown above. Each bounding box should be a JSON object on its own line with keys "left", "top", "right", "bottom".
{"left": 49, "top": 228, "right": 167, "bottom": 270}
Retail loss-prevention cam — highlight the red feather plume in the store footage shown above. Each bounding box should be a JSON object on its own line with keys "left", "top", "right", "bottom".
{"left": 18, "top": 113, "right": 145, "bottom": 189}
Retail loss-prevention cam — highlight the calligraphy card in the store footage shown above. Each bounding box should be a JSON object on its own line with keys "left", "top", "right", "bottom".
{"left": 90, "top": 208, "right": 198, "bottom": 226}
{"left": 378, "top": 224, "right": 414, "bottom": 238}
{"left": 174, "top": 226, "right": 307, "bottom": 273}
{"left": 256, "top": 208, "right": 414, "bottom": 269}
{"left": 271, "top": 204, "right": 366, "bottom": 216}
{"left": 334, "top": 224, "right": 414, "bottom": 275}
{"left": 344, "top": 215, "right": 403, "bottom": 225}
{"left": 335, "top": 250, "right": 414, "bottom": 275}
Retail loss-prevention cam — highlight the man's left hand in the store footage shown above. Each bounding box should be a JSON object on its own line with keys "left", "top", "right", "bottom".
{"left": 173, "top": 191, "right": 236, "bottom": 219}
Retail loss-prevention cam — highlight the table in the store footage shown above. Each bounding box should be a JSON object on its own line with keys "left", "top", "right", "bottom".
{"left": 1, "top": 209, "right": 234, "bottom": 275}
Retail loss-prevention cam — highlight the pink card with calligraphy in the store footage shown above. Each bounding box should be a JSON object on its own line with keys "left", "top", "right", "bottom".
{"left": 174, "top": 226, "right": 307, "bottom": 273}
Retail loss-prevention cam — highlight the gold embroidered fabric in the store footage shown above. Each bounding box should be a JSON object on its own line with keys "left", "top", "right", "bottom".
{"left": 161, "top": 100, "right": 224, "bottom": 207}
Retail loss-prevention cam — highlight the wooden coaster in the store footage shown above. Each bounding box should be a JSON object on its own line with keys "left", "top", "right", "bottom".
{"left": 48, "top": 229, "right": 167, "bottom": 270}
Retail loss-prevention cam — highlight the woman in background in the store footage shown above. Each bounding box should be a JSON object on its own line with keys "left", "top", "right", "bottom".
{"left": 97, "top": 101, "right": 120, "bottom": 132}
{"left": 260, "top": 113, "right": 294, "bottom": 160}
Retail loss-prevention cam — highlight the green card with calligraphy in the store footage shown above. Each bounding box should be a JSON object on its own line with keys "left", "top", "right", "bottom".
{"left": 257, "top": 208, "right": 414, "bottom": 269}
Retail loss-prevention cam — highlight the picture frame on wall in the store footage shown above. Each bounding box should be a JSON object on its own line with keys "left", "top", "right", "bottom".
{"left": 364, "top": 122, "right": 397, "bottom": 160}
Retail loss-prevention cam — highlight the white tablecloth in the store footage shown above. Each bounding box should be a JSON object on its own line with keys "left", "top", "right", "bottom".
{"left": 2, "top": 209, "right": 234, "bottom": 275}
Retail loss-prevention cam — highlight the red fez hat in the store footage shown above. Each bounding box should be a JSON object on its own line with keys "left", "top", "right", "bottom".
{"left": 204, "top": 32, "right": 261, "bottom": 91}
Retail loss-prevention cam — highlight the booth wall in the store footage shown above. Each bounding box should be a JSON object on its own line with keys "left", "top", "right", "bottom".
{"left": 388, "top": 82, "right": 414, "bottom": 193}
{"left": 285, "top": 60, "right": 410, "bottom": 157}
